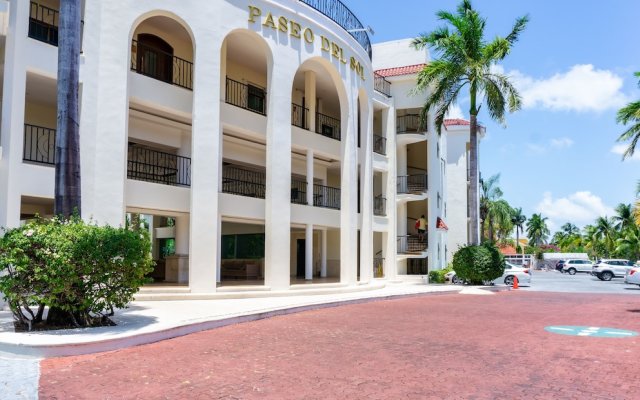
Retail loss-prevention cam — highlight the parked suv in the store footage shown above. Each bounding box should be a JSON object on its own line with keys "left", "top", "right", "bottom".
{"left": 592, "top": 259, "right": 634, "bottom": 281}
{"left": 562, "top": 259, "right": 593, "bottom": 275}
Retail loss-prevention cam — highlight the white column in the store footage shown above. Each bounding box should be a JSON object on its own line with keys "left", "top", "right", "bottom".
{"left": 359, "top": 96, "right": 373, "bottom": 283}
{"left": 321, "top": 229, "right": 327, "bottom": 278}
{"left": 340, "top": 88, "right": 358, "bottom": 286}
{"left": 175, "top": 214, "right": 190, "bottom": 255}
{"left": 265, "top": 63, "right": 293, "bottom": 290}
{"left": 0, "top": 0, "right": 30, "bottom": 229}
{"left": 305, "top": 224, "right": 313, "bottom": 280}
{"left": 305, "top": 71, "right": 316, "bottom": 132}
{"left": 188, "top": 33, "right": 222, "bottom": 293}
{"left": 385, "top": 106, "right": 399, "bottom": 281}
{"left": 427, "top": 116, "right": 440, "bottom": 272}
{"left": 306, "top": 149, "right": 313, "bottom": 206}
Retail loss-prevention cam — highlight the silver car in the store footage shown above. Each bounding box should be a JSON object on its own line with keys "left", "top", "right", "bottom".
{"left": 562, "top": 259, "right": 594, "bottom": 275}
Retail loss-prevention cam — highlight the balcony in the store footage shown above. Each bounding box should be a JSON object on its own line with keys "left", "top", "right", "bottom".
{"left": 291, "top": 178, "right": 308, "bottom": 205}
{"left": 373, "top": 195, "right": 386, "bottom": 216}
{"left": 226, "top": 77, "right": 266, "bottom": 115}
{"left": 397, "top": 235, "right": 427, "bottom": 254}
{"left": 131, "top": 39, "right": 193, "bottom": 90}
{"left": 291, "top": 103, "right": 341, "bottom": 141}
{"left": 313, "top": 184, "right": 341, "bottom": 210}
{"left": 374, "top": 72, "right": 391, "bottom": 97}
{"left": 292, "top": 103, "right": 308, "bottom": 129}
{"left": 298, "top": 0, "right": 372, "bottom": 59}
{"left": 28, "top": 2, "right": 58, "bottom": 46}
{"left": 397, "top": 174, "right": 428, "bottom": 194}
{"left": 23, "top": 124, "right": 55, "bottom": 166}
{"left": 397, "top": 115, "right": 426, "bottom": 134}
{"left": 373, "top": 134, "right": 386, "bottom": 155}
{"left": 222, "top": 165, "right": 266, "bottom": 199}
{"left": 128, "top": 143, "right": 191, "bottom": 187}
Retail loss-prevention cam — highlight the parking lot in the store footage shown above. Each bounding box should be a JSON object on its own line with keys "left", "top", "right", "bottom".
{"left": 520, "top": 269, "right": 640, "bottom": 294}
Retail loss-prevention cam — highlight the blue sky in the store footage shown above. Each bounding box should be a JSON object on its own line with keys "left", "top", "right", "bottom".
{"left": 347, "top": 0, "right": 640, "bottom": 233}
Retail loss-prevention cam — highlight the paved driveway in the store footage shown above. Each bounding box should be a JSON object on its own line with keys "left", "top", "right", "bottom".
{"left": 40, "top": 291, "right": 640, "bottom": 399}
{"left": 522, "top": 270, "right": 640, "bottom": 294}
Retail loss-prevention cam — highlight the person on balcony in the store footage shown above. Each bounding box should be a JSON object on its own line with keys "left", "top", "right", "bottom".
{"left": 417, "top": 215, "right": 427, "bottom": 242}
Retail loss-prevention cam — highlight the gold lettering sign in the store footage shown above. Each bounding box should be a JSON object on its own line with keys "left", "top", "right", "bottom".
{"left": 247, "top": 5, "right": 365, "bottom": 81}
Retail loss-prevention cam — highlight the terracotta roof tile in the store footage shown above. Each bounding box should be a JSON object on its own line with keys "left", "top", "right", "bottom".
{"left": 444, "top": 119, "right": 470, "bottom": 127}
{"left": 374, "top": 63, "right": 427, "bottom": 78}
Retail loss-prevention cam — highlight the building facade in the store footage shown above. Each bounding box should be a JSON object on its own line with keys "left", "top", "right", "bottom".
{"left": 0, "top": 0, "right": 460, "bottom": 297}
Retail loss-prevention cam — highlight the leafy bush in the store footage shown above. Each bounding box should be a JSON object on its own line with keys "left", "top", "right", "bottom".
{"left": 0, "top": 217, "right": 153, "bottom": 331}
{"left": 452, "top": 242, "right": 505, "bottom": 284}
{"left": 428, "top": 267, "right": 452, "bottom": 283}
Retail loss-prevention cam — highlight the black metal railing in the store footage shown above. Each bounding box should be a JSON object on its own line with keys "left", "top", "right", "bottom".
{"left": 397, "top": 235, "right": 427, "bottom": 254}
{"left": 397, "top": 174, "right": 428, "bottom": 194}
{"left": 23, "top": 124, "right": 55, "bottom": 165}
{"left": 373, "top": 134, "right": 386, "bottom": 155}
{"left": 131, "top": 39, "right": 193, "bottom": 90}
{"left": 291, "top": 103, "right": 308, "bottom": 129}
{"left": 29, "top": 2, "right": 59, "bottom": 46}
{"left": 316, "top": 112, "right": 341, "bottom": 140}
{"left": 298, "top": 0, "right": 372, "bottom": 59}
{"left": 397, "top": 114, "right": 426, "bottom": 134}
{"left": 374, "top": 195, "right": 386, "bottom": 216}
{"left": 127, "top": 144, "right": 191, "bottom": 187}
{"left": 374, "top": 72, "right": 391, "bottom": 97}
{"left": 313, "top": 184, "right": 340, "bottom": 210}
{"left": 291, "top": 179, "right": 308, "bottom": 205}
{"left": 222, "top": 165, "right": 266, "bottom": 199}
{"left": 374, "top": 257, "right": 385, "bottom": 278}
{"left": 407, "top": 258, "right": 428, "bottom": 275}
{"left": 225, "top": 77, "right": 266, "bottom": 115}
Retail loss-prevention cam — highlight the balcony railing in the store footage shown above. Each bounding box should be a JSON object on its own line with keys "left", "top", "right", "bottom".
{"left": 291, "top": 103, "right": 308, "bottom": 129}
{"left": 298, "top": 0, "right": 372, "bottom": 59}
{"left": 23, "top": 124, "right": 55, "bottom": 165}
{"left": 313, "top": 184, "right": 341, "bottom": 210}
{"left": 128, "top": 144, "right": 191, "bottom": 187}
{"left": 397, "top": 114, "right": 426, "bottom": 134}
{"left": 225, "top": 77, "right": 266, "bottom": 115}
{"left": 291, "top": 179, "right": 308, "bottom": 205}
{"left": 374, "top": 195, "right": 386, "bottom": 216}
{"left": 222, "top": 165, "right": 266, "bottom": 199}
{"left": 397, "top": 174, "right": 428, "bottom": 194}
{"left": 374, "top": 72, "right": 391, "bottom": 97}
{"left": 397, "top": 235, "right": 427, "bottom": 254}
{"left": 374, "top": 257, "right": 385, "bottom": 278}
{"left": 316, "top": 112, "right": 341, "bottom": 140}
{"left": 407, "top": 258, "right": 428, "bottom": 275}
{"left": 373, "top": 134, "right": 386, "bottom": 155}
{"left": 29, "top": 2, "right": 59, "bottom": 46}
{"left": 131, "top": 39, "right": 193, "bottom": 90}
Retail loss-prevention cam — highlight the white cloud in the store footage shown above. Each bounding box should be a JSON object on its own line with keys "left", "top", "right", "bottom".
{"left": 550, "top": 137, "right": 574, "bottom": 149}
{"left": 611, "top": 143, "right": 640, "bottom": 161}
{"left": 526, "top": 143, "right": 546, "bottom": 154}
{"left": 445, "top": 103, "right": 465, "bottom": 119}
{"left": 494, "top": 64, "right": 628, "bottom": 112}
{"left": 535, "top": 191, "right": 615, "bottom": 231}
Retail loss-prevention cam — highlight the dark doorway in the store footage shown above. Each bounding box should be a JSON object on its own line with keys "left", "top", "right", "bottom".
{"left": 137, "top": 34, "right": 174, "bottom": 84}
{"left": 296, "top": 239, "right": 306, "bottom": 278}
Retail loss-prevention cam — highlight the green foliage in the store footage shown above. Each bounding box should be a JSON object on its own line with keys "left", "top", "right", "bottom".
{"left": 0, "top": 217, "right": 153, "bottom": 331}
{"left": 428, "top": 267, "right": 452, "bottom": 284}
{"left": 616, "top": 72, "right": 640, "bottom": 160}
{"left": 452, "top": 242, "right": 504, "bottom": 284}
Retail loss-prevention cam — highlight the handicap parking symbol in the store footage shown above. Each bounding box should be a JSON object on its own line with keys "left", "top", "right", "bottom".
{"left": 545, "top": 325, "right": 638, "bottom": 338}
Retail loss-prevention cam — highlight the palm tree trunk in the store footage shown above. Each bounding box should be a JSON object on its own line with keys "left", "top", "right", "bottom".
{"left": 54, "top": 0, "right": 82, "bottom": 218}
{"left": 516, "top": 227, "right": 520, "bottom": 253}
{"left": 469, "top": 113, "right": 480, "bottom": 245}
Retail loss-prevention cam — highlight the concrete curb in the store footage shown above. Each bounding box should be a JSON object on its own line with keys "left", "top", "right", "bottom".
{"left": 0, "top": 288, "right": 465, "bottom": 358}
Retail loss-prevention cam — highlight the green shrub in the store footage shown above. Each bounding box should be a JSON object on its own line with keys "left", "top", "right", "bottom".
{"left": 428, "top": 267, "right": 452, "bottom": 283}
{"left": 452, "top": 242, "right": 505, "bottom": 284}
{"left": 0, "top": 217, "right": 153, "bottom": 331}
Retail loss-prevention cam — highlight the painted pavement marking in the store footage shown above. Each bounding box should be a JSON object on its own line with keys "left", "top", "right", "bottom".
{"left": 545, "top": 325, "right": 639, "bottom": 338}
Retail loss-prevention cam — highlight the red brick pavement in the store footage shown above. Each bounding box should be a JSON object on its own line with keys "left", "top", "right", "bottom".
{"left": 40, "top": 292, "right": 640, "bottom": 399}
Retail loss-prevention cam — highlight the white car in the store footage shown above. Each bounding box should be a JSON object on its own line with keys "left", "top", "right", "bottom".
{"left": 592, "top": 259, "right": 634, "bottom": 281}
{"left": 624, "top": 267, "right": 640, "bottom": 286}
{"left": 446, "top": 262, "right": 531, "bottom": 286}
{"left": 562, "top": 259, "right": 594, "bottom": 275}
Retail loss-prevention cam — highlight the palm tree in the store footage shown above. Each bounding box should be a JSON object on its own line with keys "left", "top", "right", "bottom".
{"left": 616, "top": 72, "right": 640, "bottom": 159}
{"left": 613, "top": 203, "right": 634, "bottom": 232}
{"left": 526, "top": 213, "right": 549, "bottom": 247}
{"left": 479, "top": 174, "right": 503, "bottom": 240}
{"left": 54, "top": 0, "right": 82, "bottom": 218}
{"left": 560, "top": 222, "right": 580, "bottom": 236}
{"left": 486, "top": 199, "right": 513, "bottom": 242}
{"left": 412, "top": 0, "right": 529, "bottom": 245}
{"left": 616, "top": 225, "right": 640, "bottom": 261}
{"left": 511, "top": 207, "right": 526, "bottom": 252}
{"left": 594, "top": 216, "right": 617, "bottom": 257}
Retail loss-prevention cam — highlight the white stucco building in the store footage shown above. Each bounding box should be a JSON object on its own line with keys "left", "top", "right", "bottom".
{"left": 0, "top": 0, "right": 467, "bottom": 298}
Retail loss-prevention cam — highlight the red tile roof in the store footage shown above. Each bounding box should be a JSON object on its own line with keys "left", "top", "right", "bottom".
{"left": 499, "top": 245, "right": 517, "bottom": 256}
{"left": 444, "top": 119, "right": 470, "bottom": 127}
{"left": 375, "top": 63, "right": 427, "bottom": 78}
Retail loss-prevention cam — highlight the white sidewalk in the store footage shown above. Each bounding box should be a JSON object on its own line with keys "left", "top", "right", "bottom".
{"left": 0, "top": 283, "right": 501, "bottom": 358}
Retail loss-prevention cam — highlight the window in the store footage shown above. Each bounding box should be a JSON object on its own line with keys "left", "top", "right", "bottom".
{"left": 247, "top": 84, "right": 266, "bottom": 114}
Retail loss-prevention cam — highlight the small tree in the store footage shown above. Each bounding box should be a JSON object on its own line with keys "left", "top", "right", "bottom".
{"left": 0, "top": 217, "right": 153, "bottom": 331}
{"left": 452, "top": 242, "right": 504, "bottom": 284}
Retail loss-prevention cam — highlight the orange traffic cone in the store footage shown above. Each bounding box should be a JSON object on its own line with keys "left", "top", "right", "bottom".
{"left": 512, "top": 276, "right": 519, "bottom": 289}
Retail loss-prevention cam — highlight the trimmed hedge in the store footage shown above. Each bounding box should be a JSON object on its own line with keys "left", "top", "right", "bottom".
{"left": 428, "top": 268, "right": 452, "bottom": 283}
{"left": 452, "top": 242, "right": 504, "bottom": 284}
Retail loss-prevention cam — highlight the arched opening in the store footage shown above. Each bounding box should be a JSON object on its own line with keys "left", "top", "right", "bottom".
{"left": 136, "top": 33, "right": 174, "bottom": 84}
